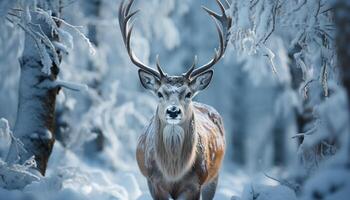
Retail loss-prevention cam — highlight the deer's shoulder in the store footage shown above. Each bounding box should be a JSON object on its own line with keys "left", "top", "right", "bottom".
{"left": 192, "top": 102, "right": 225, "bottom": 184}
{"left": 192, "top": 102, "right": 225, "bottom": 137}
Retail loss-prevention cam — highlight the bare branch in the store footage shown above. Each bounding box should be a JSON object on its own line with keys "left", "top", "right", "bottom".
{"left": 261, "top": 2, "right": 278, "bottom": 44}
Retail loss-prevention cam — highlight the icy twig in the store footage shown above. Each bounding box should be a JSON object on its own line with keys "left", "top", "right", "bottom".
{"left": 299, "top": 79, "right": 314, "bottom": 100}
{"left": 51, "top": 16, "right": 96, "bottom": 55}
{"left": 28, "top": 22, "right": 60, "bottom": 69}
{"left": 6, "top": 12, "right": 20, "bottom": 19}
{"left": 53, "top": 41, "right": 69, "bottom": 55}
{"left": 292, "top": 119, "right": 319, "bottom": 139}
{"left": 6, "top": 15, "right": 60, "bottom": 75}
{"left": 263, "top": 173, "right": 300, "bottom": 193}
{"left": 54, "top": 80, "right": 89, "bottom": 92}
{"left": 261, "top": 2, "right": 278, "bottom": 44}
{"left": 260, "top": 44, "right": 278, "bottom": 75}
{"left": 264, "top": 172, "right": 283, "bottom": 184}
{"left": 36, "top": 78, "right": 88, "bottom": 92}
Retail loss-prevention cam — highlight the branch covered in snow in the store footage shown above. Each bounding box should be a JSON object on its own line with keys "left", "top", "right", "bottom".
{"left": 4, "top": 5, "right": 95, "bottom": 75}
{"left": 54, "top": 80, "right": 89, "bottom": 92}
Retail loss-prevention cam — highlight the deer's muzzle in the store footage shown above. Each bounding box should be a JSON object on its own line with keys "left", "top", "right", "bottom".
{"left": 166, "top": 106, "right": 182, "bottom": 123}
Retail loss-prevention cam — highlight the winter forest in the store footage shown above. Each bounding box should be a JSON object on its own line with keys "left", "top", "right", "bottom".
{"left": 0, "top": 0, "right": 350, "bottom": 199}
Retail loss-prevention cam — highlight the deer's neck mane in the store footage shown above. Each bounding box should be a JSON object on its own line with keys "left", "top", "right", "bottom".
{"left": 154, "top": 111, "right": 198, "bottom": 181}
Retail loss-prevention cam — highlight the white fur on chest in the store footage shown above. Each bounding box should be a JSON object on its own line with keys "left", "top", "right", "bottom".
{"left": 154, "top": 123, "right": 197, "bottom": 182}
{"left": 162, "top": 124, "right": 185, "bottom": 155}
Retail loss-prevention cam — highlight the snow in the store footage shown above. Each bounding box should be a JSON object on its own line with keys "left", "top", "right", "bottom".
{"left": 0, "top": 156, "right": 41, "bottom": 190}
{"left": 0, "top": 142, "right": 257, "bottom": 199}
{"left": 2, "top": 148, "right": 255, "bottom": 200}
{"left": 54, "top": 80, "right": 89, "bottom": 92}
{"left": 242, "top": 184, "right": 297, "bottom": 200}
{"left": 301, "top": 167, "right": 350, "bottom": 200}
{"left": 0, "top": 0, "right": 348, "bottom": 199}
{"left": 0, "top": 118, "right": 11, "bottom": 159}
{"left": 58, "top": 28, "right": 74, "bottom": 51}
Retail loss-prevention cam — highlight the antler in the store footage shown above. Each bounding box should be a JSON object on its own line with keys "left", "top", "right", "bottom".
{"left": 119, "top": 0, "right": 164, "bottom": 79}
{"left": 183, "top": 0, "right": 232, "bottom": 79}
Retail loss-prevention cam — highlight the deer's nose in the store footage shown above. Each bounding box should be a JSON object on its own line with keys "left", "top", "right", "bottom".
{"left": 166, "top": 106, "right": 181, "bottom": 119}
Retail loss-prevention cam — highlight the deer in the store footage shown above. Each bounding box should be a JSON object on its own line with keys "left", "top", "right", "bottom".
{"left": 118, "top": 0, "right": 231, "bottom": 199}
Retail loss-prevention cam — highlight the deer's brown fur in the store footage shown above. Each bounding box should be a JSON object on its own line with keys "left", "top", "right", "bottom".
{"left": 136, "top": 102, "right": 225, "bottom": 199}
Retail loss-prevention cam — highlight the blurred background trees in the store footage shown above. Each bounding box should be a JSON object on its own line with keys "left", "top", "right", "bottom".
{"left": 0, "top": 0, "right": 349, "bottom": 199}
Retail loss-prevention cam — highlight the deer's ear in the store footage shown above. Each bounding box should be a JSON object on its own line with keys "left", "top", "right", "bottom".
{"left": 138, "top": 69, "right": 161, "bottom": 92}
{"left": 190, "top": 70, "right": 213, "bottom": 92}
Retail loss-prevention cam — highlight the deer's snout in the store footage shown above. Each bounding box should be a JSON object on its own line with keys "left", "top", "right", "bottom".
{"left": 166, "top": 106, "right": 182, "bottom": 119}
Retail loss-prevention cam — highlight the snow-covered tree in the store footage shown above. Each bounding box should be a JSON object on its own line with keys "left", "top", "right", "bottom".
{"left": 0, "top": 0, "right": 348, "bottom": 199}
{"left": 224, "top": 0, "right": 349, "bottom": 199}
{"left": 0, "top": 0, "right": 91, "bottom": 189}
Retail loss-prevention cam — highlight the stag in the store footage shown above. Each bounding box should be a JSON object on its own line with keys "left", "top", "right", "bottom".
{"left": 119, "top": 0, "right": 231, "bottom": 199}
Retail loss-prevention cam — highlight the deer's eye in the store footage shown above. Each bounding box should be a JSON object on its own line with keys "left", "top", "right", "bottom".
{"left": 157, "top": 92, "right": 163, "bottom": 98}
{"left": 185, "top": 92, "right": 192, "bottom": 99}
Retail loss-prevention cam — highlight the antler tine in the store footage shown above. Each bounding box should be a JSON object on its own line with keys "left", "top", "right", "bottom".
{"left": 189, "top": 0, "right": 232, "bottom": 78}
{"left": 183, "top": 55, "right": 198, "bottom": 79}
{"left": 124, "top": 0, "right": 135, "bottom": 17}
{"left": 215, "top": 0, "right": 226, "bottom": 15}
{"left": 202, "top": 6, "right": 221, "bottom": 21}
{"left": 223, "top": 0, "right": 231, "bottom": 8}
{"left": 156, "top": 54, "right": 166, "bottom": 78}
{"left": 118, "top": 0, "right": 161, "bottom": 79}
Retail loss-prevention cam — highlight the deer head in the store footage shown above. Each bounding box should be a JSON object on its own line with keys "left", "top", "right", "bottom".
{"left": 119, "top": 0, "right": 232, "bottom": 126}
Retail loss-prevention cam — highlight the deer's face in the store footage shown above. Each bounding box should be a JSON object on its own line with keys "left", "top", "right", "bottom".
{"left": 138, "top": 70, "right": 213, "bottom": 125}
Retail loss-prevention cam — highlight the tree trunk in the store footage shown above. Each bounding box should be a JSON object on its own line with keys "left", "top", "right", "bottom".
{"left": 6, "top": 0, "right": 62, "bottom": 176}
{"left": 334, "top": 0, "right": 350, "bottom": 160}
{"left": 231, "top": 62, "right": 246, "bottom": 165}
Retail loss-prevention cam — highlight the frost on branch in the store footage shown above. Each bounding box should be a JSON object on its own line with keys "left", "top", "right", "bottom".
{"left": 55, "top": 80, "right": 89, "bottom": 92}
{"left": 239, "top": 184, "right": 297, "bottom": 200}
{"left": 225, "top": 0, "right": 343, "bottom": 199}
{"left": 5, "top": 4, "right": 95, "bottom": 76}
{"left": 0, "top": 119, "right": 40, "bottom": 190}
{"left": 228, "top": 0, "right": 335, "bottom": 85}
{"left": 0, "top": 118, "right": 11, "bottom": 159}
{"left": 0, "top": 157, "right": 41, "bottom": 190}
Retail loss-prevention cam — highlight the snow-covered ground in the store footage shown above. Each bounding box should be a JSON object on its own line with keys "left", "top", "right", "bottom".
{"left": 0, "top": 140, "right": 280, "bottom": 200}
{"left": 1, "top": 0, "right": 350, "bottom": 199}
